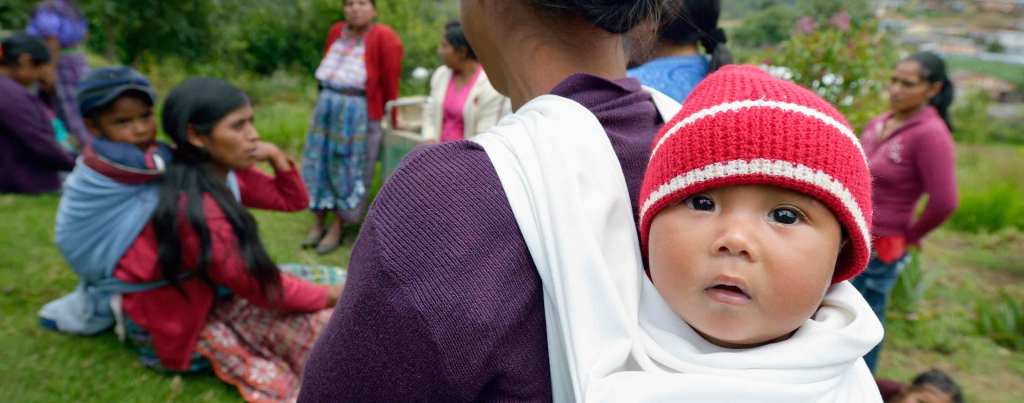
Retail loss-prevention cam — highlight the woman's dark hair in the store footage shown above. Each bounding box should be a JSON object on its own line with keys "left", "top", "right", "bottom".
{"left": 444, "top": 20, "right": 477, "bottom": 61}
{"left": 344, "top": 0, "right": 375, "bottom": 8}
{"left": 154, "top": 77, "right": 281, "bottom": 297}
{"left": 911, "top": 369, "right": 963, "bottom": 403}
{"left": 1, "top": 33, "right": 51, "bottom": 66}
{"left": 905, "top": 51, "right": 955, "bottom": 132}
{"left": 531, "top": 0, "right": 667, "bottom": 34}
{"left": 661, "top": 0, "right": 732, "bottom": 72}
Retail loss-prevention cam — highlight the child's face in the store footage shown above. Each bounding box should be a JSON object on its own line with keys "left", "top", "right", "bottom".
{"left": 647, "top": 184, "right": 843, "bottom": 348}
{"left": 87, "top": 95, "right": 157, "bottom": 149}
{"left": 8, "top": 54, "right": 47, "bottom": 88}
{"left": 894, "top": 385, "right": 954, "bottom": 403}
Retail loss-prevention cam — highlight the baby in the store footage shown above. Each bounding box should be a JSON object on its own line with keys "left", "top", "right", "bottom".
{"left": 76, "top": 66, "right": 171, "bottom": 178}
{"left": 625, "top": 65, "right": 882, "bottom": 401}
{"left": 40, "top": 66, "right": 172, "bottom": 334}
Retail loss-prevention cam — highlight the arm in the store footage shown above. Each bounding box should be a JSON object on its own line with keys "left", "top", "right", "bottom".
{"left": 380, "top": 27, "right": 404, "bottom": 126}
{"left": 201, "top": 197, "right": 328, "bottom": 312}
{"left": 299, "top": 144, "right": 550, "bottom": 402}
{"left": 420, "top": 67, "right": 445, "bottom": 141}
{"left": 0, "top": 95, "right": 75, "bottom": 171}
{"left": 906, "top": 126, "right": 958, "bottom": 245}
{"left": 236, "top": 142, "right": 309, "bottom": 211}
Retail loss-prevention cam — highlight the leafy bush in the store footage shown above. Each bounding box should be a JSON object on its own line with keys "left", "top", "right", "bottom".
{"left": 948, "top": 183, "right": 1024, "bottom": 233}
{"left": 975, "top": 293, "right": 1024, "bottom": 351}
{"left": 0, "top": 0, "right": 34, "bottom": 31}
{"left": 731, "top": 5, "right": 799, "bottom": 48}
{"left": 889, "top": 251, "right": 936, "bottom": 320}
{"left": 77, "top": 0, "right": 454, "bottom": 89}
{"left": 751, "top": 12, "right": 898, "bottom": 130}
{"left": 951, "top": 90, "right": 1023, "bottom": 145}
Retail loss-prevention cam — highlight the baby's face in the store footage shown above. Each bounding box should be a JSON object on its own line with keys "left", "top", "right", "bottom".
{"left": 647, "top": 184, "right": 843, "bottom": 348}
{"left": 89, "top": 95, "right": 157, "bottom": 150}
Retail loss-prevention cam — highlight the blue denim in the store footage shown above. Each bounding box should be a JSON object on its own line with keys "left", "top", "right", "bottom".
{"left": 850, "top": 254, "right": 910, "bottom": 373}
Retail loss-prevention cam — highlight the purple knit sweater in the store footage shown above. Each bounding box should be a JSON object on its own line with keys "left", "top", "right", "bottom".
{"left": 299, "top": 74, "right": 662, "bottom": 402}
{"left": 0, "top": 75, "right": 76, "bottom": 194}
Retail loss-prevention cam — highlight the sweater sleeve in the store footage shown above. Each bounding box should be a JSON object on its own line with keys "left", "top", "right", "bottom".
{"left": 379, "top": 26, "right": 404, "bottom": 126}
{"left": 201, "top": 195, "right": 328, "bottom": 312}
{"left": 906, "top": 125, "right": 958, "bottom": 245}
{"left": 0, "top": 93, "right": 75, "bottom": 171}
{"left": 323, "top": 22, "right": 343, "bottom": 56}
{"left": 299, "top": 142, "right": 551, "bottom": 402}
{"left": 236, "top": 161, "right": 309, "bottom": 212}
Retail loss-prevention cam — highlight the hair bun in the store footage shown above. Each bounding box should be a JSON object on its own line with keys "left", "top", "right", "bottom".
{"left": 535, "top": 0, "right": 665, "bottom": 34}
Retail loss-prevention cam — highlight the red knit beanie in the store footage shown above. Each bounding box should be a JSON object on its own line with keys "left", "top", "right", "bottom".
{"left": 638, "top": 65, "right": 872, "bottom": 284}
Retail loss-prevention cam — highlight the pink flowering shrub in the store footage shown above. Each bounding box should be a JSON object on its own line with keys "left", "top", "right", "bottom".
{"left": 760, "top": 11, "right": 898, "bottom": 130}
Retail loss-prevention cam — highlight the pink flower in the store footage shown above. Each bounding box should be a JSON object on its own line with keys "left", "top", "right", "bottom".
{"left": 829, "top": 10, "right": 851, "bottom": 32}
{"left": 795, "top": 16, "right": 817, "bottom": 35}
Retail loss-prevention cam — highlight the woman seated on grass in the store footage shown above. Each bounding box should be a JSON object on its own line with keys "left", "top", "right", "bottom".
{"left": 111, "top": 78, "right": 342, "bottom": 402}
{"left": 0, "top": 33, "right": 75, "bottom": 194}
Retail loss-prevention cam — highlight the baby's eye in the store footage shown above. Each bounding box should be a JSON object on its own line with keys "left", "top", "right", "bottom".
{"left": 769, "top": 208, "right": 802, "bottom": 225}
{"left": 685, "top": 195, "right": 715, "bottom": 212}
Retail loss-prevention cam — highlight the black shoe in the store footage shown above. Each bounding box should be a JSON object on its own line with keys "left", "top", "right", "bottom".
{"left": 301, "top": 230, "right": 325, "bottom": 249}
{"left": 315, "top": 236, "right": 343, "bottom": 255}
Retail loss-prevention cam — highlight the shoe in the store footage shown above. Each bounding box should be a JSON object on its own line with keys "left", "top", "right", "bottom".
{"left": 301, "top": 230, "right": 325, "bottom": 249}
{"left": 315, "top": 232, "right": 344, "bottom": 255}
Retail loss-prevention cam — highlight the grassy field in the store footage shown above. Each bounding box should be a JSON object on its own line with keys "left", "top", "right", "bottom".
{"left": 2, "top": 134, "right": 1022, "bottom": 402}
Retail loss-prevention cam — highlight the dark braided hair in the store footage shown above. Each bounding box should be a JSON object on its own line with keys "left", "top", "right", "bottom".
{"left": 660, "top": 0, "right": 732, "bottom": 72}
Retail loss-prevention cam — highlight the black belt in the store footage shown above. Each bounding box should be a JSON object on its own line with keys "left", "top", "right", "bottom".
{"left": 321, "top": 84, "right": 366, "bottom": 97}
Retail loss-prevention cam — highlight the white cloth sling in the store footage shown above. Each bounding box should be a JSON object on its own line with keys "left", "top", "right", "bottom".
{"left": 473, "top": 91, "right": 883, "bottom": 403}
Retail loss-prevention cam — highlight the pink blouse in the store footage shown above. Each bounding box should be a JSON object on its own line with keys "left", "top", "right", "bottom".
{"left": 440, "top": 66, "right": 482, "bottom": 142}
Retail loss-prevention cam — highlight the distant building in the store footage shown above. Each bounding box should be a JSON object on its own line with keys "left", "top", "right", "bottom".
{"left": 976, "top": 0, "right": 1024, "bottom": 13}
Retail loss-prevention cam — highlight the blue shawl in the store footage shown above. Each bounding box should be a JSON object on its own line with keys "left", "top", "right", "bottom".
{"left": 39, "top": 161, "right": 240, "bottom": 335}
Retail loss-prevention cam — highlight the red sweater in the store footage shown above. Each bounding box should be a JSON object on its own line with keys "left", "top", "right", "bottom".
{"left": 114, "top": 165, "right": 327, "bottom": 371}
{"left": 323, "top": 22, "right": 404, "bottom": 123}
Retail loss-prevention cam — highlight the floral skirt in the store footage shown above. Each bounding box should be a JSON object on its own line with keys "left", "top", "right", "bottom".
{"left": 124, "top": 264, "right": 345, "bottom": 403}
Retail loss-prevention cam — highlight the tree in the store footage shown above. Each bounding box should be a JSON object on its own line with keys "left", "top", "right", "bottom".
{"left": 79, "top": 0, "right": 215, "bottom": 64}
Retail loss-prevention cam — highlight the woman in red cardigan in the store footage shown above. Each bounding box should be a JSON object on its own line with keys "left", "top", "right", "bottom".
{"left": 114, "top": 78, "right": 343, "bottom": 402}
{"left": 300, "top": 0, "right": 404, "bottom": 254}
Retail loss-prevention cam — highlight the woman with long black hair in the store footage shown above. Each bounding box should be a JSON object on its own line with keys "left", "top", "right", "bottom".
{"left": 112, "top": 78, "right": 343, "bottom": 402}
{"left": 852, "top": 51, "right": 959, "bottom": 373}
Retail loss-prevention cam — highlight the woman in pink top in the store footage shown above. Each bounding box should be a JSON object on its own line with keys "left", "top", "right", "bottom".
{"left": 852, "top": 51, "right": 959, "bottom": 373}
{"left": 422, "top": 21, "right": 507, "bottom": 142}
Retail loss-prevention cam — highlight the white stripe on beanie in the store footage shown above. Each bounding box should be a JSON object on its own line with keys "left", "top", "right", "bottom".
{"left": 640, "top": 158, "right": 871, "bottom": 253}
{"left": 649, "top": 99, "right": 867, "bottom": 165}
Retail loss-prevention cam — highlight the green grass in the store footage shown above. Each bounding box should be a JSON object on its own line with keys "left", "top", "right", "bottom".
{"left": 0, "top": 192, "right": 353, "bottom": 403}
{"left": 3, "top": 125, "right": 1023, "bottom": 402}
{"left": 945, "top": 54, "right": 1024, "bottom": 90}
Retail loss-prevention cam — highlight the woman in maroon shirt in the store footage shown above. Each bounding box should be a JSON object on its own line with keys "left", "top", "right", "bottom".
{"left": 851, "top": 51, "right": 959, "bottom": 373}
{"left": 115, "top": 78, "right": 342, "bottom": 402}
